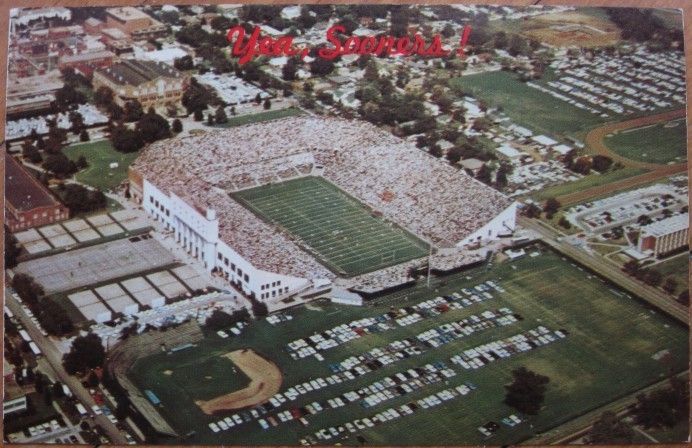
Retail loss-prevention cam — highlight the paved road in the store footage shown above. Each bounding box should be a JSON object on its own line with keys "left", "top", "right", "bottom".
{"left": 556, "top": 108, "right": 688, "bottom": 206}
{"left": 519, "top": 217, "right": 689, "bottom": 324}
{"left": 5, "top": 290, "right": 128, "bottom": 445}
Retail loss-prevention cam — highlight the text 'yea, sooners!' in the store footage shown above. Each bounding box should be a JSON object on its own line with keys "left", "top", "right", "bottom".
{"left": 226, "top": 24, "right": 472, "bottom": 65}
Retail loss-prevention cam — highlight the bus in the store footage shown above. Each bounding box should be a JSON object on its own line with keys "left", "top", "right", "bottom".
{"left": 29, "top": 342, "right": 42, "bottom": 357}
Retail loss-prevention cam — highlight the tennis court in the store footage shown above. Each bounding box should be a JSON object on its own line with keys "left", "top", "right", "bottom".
{"left": 233, "top": 177, "right": 429, "bottom": 276}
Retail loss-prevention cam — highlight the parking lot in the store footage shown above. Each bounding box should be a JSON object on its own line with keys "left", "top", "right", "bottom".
{"left": 127, "top": 246, "right": 688, "bottom": 446}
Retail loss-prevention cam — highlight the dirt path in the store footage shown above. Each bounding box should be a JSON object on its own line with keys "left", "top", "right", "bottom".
{"left": 556, "top": 108, "right": 688, "bottom": 205}
{"left": 196, "top": 349, "right": 283, "bottom": 415}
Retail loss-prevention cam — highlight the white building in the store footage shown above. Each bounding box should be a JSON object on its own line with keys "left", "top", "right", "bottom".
{"left": 637, "top": 213, "right": 689, "bottom": 257}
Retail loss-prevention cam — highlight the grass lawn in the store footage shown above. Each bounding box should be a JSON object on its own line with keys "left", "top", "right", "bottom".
{"left": 127, "top": 246, "right": 688, "bottom": 446}
{"left": 604, "top": 120, "right": 687, "bottom": 164}
{"left": 131, "top": 348, "right": 251, "bottom": 405}
{"left": 215, "top": 107, "right": 304, "bottom": 128}
{"left": 530, "top": 167, "right": 648, "bottom": 201}
{"left": 233, "top": 177, "right": 429, "bottom": 276}
{"left": 649, "top": 254, "right": 689, "bottom": 296}
{"left": 64, "top": 140, "right": 139, "bottom": 191}
{"left": 449, "top": 71, "right": 605, "bottom": 137}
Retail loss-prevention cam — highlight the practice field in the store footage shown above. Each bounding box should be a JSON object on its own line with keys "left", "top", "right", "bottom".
{"left": 232, "top": 177, "right": 429, "bottom": 276}
{"left": 64, "top": 140, "right": 140, "bottom": 191}
{"left": 604, "top": 119, "right": 687, "bottom": 164}
{"left": 126, "top": 246, "right": 688, "bottom": 446}
{"left": 450, "top": 71, "right": 605, "bottom": 137}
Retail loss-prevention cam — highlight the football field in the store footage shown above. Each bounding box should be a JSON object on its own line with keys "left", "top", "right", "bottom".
{"left": 232, "top": 177, "right": 430, "bottom": 276}
{"left": 126, "top": 245, "right": 688, "bottom": 445}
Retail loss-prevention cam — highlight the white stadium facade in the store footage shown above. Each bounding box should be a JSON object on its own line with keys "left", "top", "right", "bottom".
{"left": 128, "top": 117, "right": 517, "bottom": 303}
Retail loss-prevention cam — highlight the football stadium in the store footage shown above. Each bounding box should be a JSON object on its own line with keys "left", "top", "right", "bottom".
{"left": 128, "top": 117, "right": 517, "bottom": 303}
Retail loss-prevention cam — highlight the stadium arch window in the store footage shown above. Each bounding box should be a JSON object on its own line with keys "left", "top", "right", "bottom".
{"left": 218, "top": 253, "right": 222, "bottom": 261}
{"left": 271, "top": 282, "right": 276, "bottom": 287}
{"left": 231, "top": 263, "right": 236, "bottom": 271}
{"left": 277, "top": 281, "right": 281, "bottom": 286}
{"left": 149, "top": 196, "right": 153, "bottom": 203}
{"left": 244, "top": 274, "right": 249, "bottom": 282}
{"left": 237, "top": 268, "right": 243, "bottom": 276}
{"left": 224, "top": 257, "right": 229, "bottom": 266}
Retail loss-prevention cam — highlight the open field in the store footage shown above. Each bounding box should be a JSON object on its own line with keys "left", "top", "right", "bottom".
{"left": 604, "top": 119, "right": 687, "bottom": 164}
{"left": 215, "top": 107, "right": 304, "bottom": 128}
{"left": 64, "top": 140, "right": 139, "bottom": 191}
{"left": 450, "top": 71, "right": 605, "bottom": 137}
{"left": 233, "top": 177, "right": 429, "bottom": 276}
{"left": 530, "top": 167, "right": 648, "bottom": 202}
{"left": 521, "top": 10, "right": 621, "bottom": 48}
{"left": 126, "top": 246, "right": 688, "bottom": 445}
{"left": 650, "top": 254, "right": 690, "bottom": 297}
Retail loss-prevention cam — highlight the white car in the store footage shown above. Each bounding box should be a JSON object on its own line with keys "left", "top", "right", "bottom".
{"left": 209, "top": 423, "right": 220, "bottom": 433}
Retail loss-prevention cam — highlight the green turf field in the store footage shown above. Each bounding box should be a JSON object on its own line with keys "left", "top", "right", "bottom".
{"left": 215, "top": 107, "right": 304, "bottom": 128}
{"left": 126, "top": 246, "right": 688, "bottom": 446}
{"left": 449, "top": 71, "right": 605, "bottom": 137}
{"left": 64, "top": 140, "right": 139, "bottom": 191}
{"left": 604, "top": 119, "right": 687, "bottom": 164}
{"left": 130, "top": 347, "right": 251, "bottom": 409}
{"left": 530, "top": 167, "right": 648, "bottom": 201}
{"left": 232, "top": 177, "right": 430, "bottom": 276}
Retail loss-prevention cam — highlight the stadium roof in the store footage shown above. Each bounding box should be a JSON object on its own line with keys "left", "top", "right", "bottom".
{"left": 131, "top": 117, "right": 514, "bottom": 279}
{"left": 641, "top": 213, "right": 689, "bottom": 237}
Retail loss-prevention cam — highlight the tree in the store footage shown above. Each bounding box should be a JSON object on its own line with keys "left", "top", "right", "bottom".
{"left": 495, "top": 164, "right": 509, "bottom": 189}
{"left": 182, "top": 78, "right": 213, "bottom": 115}
{"left": 210, "top": 15, "right": 232, "bottom": 32}
{"left": 282, "top": 58, "right": 298, "bottom": 81}
{"left": 558, "top": 216, "right": 572, "bottom": 229}
{"left": 205, "top": 309, "right": 250, "bottom": 331}
{"left": 642, "top": 269, "right": 662, "bottom": 287}
{"left": 588, "top": 411, "right": 634, "bottom": 444}
{"left": 504, "top": 366, "right": 550, "bottom": 415}
{"left": 622, "top": 259, "right": 640, "bottom": 276}
{"left": 123, "top": 100, "right": 144, "bottom": 122}
{"left": 310, "top": 53, "right": 336, "bottom": 76}
{"left": 446, "top": 146, "right": 463, "bottom": 164}
{"left": 173, "top": 55, "right": 194, "bottom": 71}
{"left": 43, "top": 153, "right": 77, "bottom": 177}
{"left": 591, "top": 155, "right": 613, "bottom": 173}
{"left": 476, "top": 163, "right": 492, "bottom": 185}
{"left": 472, "top": 117, "right": 491, "bottom": 132}
{"left": 571, "top": 156, "right": 592, "bottom": 175}
{"left": 632, "top": 376, "right": 689, "bottom": 429}
{"left": 52, "top": 381, "right": 65, "bottom": 398}
{"left": 58, "top": 184, "right": 106, "bottom": 214}
{"left": 662, "top": 277, "right": 678, "bottom": 294}
{"left": 62, "top": 333, "right": 106, "bottom": 375}
{"left": 215, "top": 106, "right": 228, "bottom": 124}
{"left": 111, "top": 126, "right": 144, "bottom": 153}
{"left": 677, "top": 290, "right": 689, "bottom": 306}
{"left": 94, "top": 86, "right": 115, "bottom": 109}
{"left": 79, "top": 129, "right": 90, "bottom": 142}
{"left": 5, "top": 225, "right": 21, "bottom": 269}
{"left": 193, "top": 109, "right": 204, "bottom": 121}
{"left": 171, "top": 118, "right": 183, "bottom": 134}
{"left": 543, "top": 198, "right": 561, "bottom": 216}
{"left": 263, "top": 98, "right": 272, "bottom": 110}
{"left": 251, "top": 299, "right": 269, "bottom": 317}
{"left": 135, "top": 109, "right": 171, "bottom": 143}
{"left": 54, "top": 84, "right": 86, "bottom": 110}
{"left": 22, "top": 140, "right": 42, "bottom": 164}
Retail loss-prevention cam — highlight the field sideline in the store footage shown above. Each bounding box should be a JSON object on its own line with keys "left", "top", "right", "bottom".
{"left": 126, "top": 246, "right": 688, "bottom": 445}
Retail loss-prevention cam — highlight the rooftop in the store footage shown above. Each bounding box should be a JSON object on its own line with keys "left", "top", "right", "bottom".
{"left": 5, "top": 152, "right": 61, "bottom": 212}
{"left": 96, "top": 59, "right": 182, "bottom": 87}
{"left": 106, "top": 6, "right": 154, "bottom": 22}
{"left": 641, "top": 213, "right": 689, "bottom": 237}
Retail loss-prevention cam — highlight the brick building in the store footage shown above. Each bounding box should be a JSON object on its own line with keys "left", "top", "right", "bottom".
{"left": 637, "top": 213, "right": 689, "bottom": 257}
{"left": 5, "top": 153, "right": 69, "bottom": 232}
{"left": 105, "top": 7, "right": 167, "bottom": 40}
{"left": 92, "top": 59, "right": 188, "bottom": 109}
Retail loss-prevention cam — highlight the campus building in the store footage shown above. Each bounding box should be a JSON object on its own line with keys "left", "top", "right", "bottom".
{"left": 5, "top": 153, "right": 69, "bottom": 232}
{"left": 105, "top": 7, "right": 168, "bottom": 40}
{"left": 637, "top": 213, "right": 689, "bottom": 257}
{"left": 92, "top": 59, "right": 188, "bottom": 109}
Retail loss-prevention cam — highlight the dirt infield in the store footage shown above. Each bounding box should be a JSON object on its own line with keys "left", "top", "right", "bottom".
{"left": 522, "top": 11, "right": 620, "bottom": 47}
{"left": 195, "top": 349, "right": 282, "bottom": 415}
{"left": 557, "top": 108, "right": 688, "bottom": 206}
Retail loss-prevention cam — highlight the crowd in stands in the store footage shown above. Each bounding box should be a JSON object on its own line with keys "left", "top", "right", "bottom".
{"left": 131, "top": 117, "right": 512, "bottom": 283}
